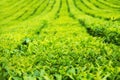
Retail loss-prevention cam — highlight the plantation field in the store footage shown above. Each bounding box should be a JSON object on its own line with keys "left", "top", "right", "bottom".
{"left": 0, "top": 0, "right": 120, "bottom": 80}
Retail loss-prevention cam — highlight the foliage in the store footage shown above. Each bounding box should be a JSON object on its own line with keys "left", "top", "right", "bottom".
{"left": 0, "top": 0, "right": 120, "bottom": 80}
